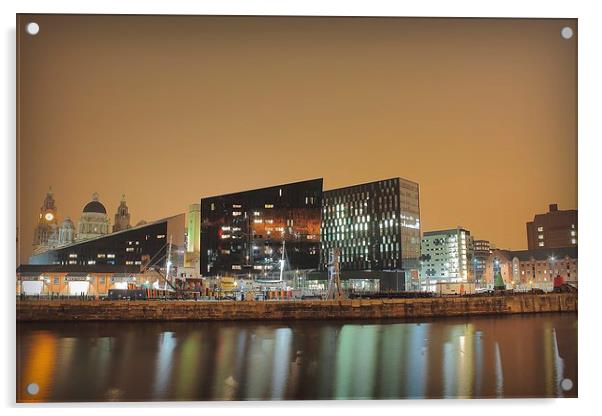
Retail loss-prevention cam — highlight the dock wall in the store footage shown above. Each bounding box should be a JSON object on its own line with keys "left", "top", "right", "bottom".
{"left": 16, "top": 293, "right": 577, "bottom": 322}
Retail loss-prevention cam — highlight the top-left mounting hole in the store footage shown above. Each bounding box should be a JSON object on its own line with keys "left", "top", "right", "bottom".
{"left": 26, "top": 22, "right": 40, "bottom": 35}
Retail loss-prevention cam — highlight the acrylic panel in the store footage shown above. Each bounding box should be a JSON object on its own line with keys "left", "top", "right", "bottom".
{"left": 16, "top": 14, "right": 577, "bottom": 402}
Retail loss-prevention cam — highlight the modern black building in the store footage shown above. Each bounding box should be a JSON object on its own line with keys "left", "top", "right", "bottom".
{"left": 28, "top": 214, "right": 186, "bottom": 270}
{"left": 200, "top": 179, "right": 323, "bottom": 276}
{"left": 318, "top": 177, "right": 421, "bottom": 291}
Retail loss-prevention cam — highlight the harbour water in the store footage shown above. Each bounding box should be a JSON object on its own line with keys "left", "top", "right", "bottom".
{"left": 17, "top": 313, "right": 577, "bottom": 402}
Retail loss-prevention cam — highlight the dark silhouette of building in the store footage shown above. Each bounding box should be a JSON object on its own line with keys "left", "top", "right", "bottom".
{"left": 526, "top": 203, "right": 577, "bottom": 250}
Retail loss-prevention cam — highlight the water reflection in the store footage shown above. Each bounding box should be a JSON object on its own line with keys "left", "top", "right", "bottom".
{"left": 17, "top": 313, "right": 577, "bottom": 402}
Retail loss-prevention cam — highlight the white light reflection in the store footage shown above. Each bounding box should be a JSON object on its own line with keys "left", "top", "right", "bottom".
{"left": 495, "top": 342, "right": 504, "bottom": 398}
{"left": 442, "top": 341, "right": 454, "bottom": 398}
{"left": 474, "top": 331, "right": 483, "bottom": 397}
{"left": 406, "top": 324, "right": 429, "bottom": 398}
{"left": 153, "top": 332, "right": 176, "bottom": 398}
{"left": 551, "top": 328, "right": 565, "bottom": 397}
{"left": 270, "top": 328, "right": 292, "bottom": 399}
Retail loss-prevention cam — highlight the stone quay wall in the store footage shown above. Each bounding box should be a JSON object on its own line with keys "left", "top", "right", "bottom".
{"left": 16, "top": 293, "right": 577, "bottom": 322}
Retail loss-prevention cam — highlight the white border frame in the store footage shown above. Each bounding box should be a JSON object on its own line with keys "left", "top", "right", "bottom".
{"left": 3, "top": 1, "right": 601, "bottom": 415}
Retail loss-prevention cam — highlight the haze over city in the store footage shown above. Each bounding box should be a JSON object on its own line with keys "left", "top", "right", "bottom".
{"left": 17, "top": 15, "right": 577, "bottom": 265}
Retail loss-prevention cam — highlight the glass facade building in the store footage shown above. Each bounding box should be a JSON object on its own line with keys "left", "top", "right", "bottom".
{"left": 320, "top": 177, "right": 421, "bottom": 289}
{"left": 200, "top": 179, "right": 323, "bottom": 276}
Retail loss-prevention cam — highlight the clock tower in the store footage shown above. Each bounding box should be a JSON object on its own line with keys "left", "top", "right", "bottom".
{"left": 32, "top": 187, "right": 59, "bottom": 252}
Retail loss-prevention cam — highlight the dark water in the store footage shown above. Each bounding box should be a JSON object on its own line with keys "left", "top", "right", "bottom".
{"left": 17, "top": 313, "right": 577, "bottom": 402}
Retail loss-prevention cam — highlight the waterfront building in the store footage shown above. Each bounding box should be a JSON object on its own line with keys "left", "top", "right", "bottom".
{"left": 319, "top": 177, "right": 421, "bottom": 291}
{"left": 420, "top": 227, "right": 474, "bottom": 291}
{"left": 484, "top": 246, "right": 578, "bottom": 290}
{"left": 184, "top": 204, "right": 201, "bottom": 273}
{"left": 200, "top": 179, "right": 323, "bottom": 277}
{"left": 526, "top": 203, "right": 577, "bottom": 249}
{"left": 32, "top": 187, "right": 59, "bottom": 253}
{"left": 77, "top": 193, "right": 110, "bottom": 241}
{"left": 112, "top": 194, "right": 132, "bottom": 233}
{"left": 17, "top": 264, "right": 146, "bottom": 297}
{"left": 472, "top": 239, "right": 492, "bottom": 284}
{"left": 29, "top": 214, "right": 186, "bottom": 270}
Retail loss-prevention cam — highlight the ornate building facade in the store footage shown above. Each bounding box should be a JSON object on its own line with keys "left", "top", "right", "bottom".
{"left": 32, "top": 187, "right": 58, "bottom": 253}
{"left": 58, "top": 218, "right": 75, "bottom": 246}
{"left": 77, "top": 193, "right": 110, "bottom": 241}
{"left": 112, "top": 194, "right": 132, "bottom": 233}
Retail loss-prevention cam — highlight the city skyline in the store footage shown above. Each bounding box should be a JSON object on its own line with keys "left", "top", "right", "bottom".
{"left": 17, "top": 15, "right": 577, "bottom": 264}
{"left": 23, "top": 181, "right": 573, "bottom": 257}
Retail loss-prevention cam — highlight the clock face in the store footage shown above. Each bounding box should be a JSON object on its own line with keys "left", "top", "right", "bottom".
{"left": 45, "top": 212, "right": 54, "bottom": 221}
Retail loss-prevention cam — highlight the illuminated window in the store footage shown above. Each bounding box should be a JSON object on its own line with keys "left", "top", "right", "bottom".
{"left": 538, "top": 242, "right": 544, "bottom": 247}
{"left": 571, "top": 238, "right": 576, "bottom": 244}
{"left": 68, "top": 260, "right": 76, "bottom": 265}
{"left": 107, "top": 254, "right": 115, "bottom": 258}
{"left": 97, "top": 254, "right": 106, "bottom": 258}
{"left": 126, "top": 247, "right": 134, "bottom": 252}
{"left": 538, "top": 234, "right": 544, "bottom": 240}
{"left": 87, "top": 260, "right": 96, "bottom": 265}
{"left": 69, "top": 253, "right": 77, "bottom": 258}
{"left": 537, "top": 226, "right": 544, "bottom": 232}
{"left": 265, "top": 204, "right": 274, "bottom": 209}
{"left": 157, "top": 234, "right": 166, "bottom": 239}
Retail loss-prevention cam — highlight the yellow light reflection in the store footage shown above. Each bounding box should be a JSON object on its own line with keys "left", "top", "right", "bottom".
{"left": 18, "top": 331, "right": 57, "bottom": 402}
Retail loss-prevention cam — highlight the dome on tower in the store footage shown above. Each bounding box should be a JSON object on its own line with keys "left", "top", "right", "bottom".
{"left": 83, "top": 192, "right": 107, "bottom": 214}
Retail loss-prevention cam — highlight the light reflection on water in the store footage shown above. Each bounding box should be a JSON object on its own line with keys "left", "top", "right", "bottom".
{"left": 16, "top": 313, "right": 577, "bottom": 402}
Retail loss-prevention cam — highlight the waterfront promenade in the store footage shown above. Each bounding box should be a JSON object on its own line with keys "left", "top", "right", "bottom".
{"left": 17, "top": 292, "right": 577, "bottom": 322}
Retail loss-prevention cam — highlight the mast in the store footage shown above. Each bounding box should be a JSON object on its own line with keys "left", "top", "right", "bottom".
{"left": 165, "top": 235, "right": 173, "bottom": 290}
{"left": 279, "top": 239, "right": 286, "bottom": 282}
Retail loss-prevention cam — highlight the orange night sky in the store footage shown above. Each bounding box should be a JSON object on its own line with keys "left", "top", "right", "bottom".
{"left": 16, "top": 15, "right": 577, "bottom": 265}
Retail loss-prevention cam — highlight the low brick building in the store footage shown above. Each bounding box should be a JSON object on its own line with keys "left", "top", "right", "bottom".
{"left": 484, "top": 247, "right": 577, "bottom": 288}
